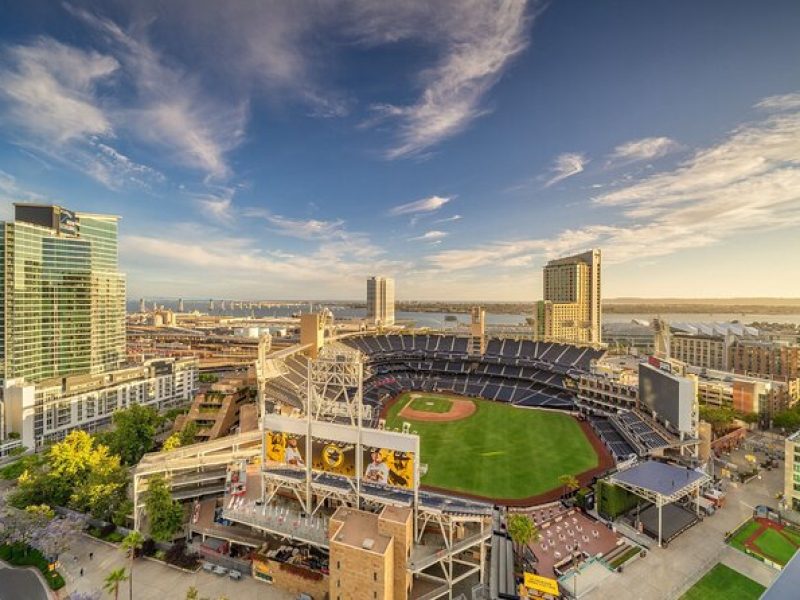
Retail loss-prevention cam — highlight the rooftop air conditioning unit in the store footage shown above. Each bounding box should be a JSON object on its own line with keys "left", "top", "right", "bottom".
{"left": 362, "top": 538, "right": 375, "bottom": 550}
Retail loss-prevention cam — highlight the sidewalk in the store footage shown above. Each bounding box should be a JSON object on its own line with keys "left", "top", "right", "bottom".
{"left": 59, "top": 534, "right": 294, "bottom": 600}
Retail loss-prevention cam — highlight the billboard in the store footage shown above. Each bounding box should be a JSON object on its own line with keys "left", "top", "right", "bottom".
{"left": 265, "top": 431, "right": 306, "bottom": 469}
{"left": 639, "top": 362, "right": 694, "bottom": 433}
{"left": 362, "top": 446, "right": 414, "bottom": 488}
{"left": 524, "top": 572, "right": 560, "bottom": 596}
{"left": 311, "top": 440, "right": 356, "bottom": 477}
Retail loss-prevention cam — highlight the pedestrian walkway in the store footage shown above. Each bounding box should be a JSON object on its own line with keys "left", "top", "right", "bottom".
{"left": 60, "top": 534, "right": 293, "bottom": 600}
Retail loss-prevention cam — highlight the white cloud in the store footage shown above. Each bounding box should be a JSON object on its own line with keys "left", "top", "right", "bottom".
{"left": 0, "top": 170, "right": 46, "bottom": 220}
{"left": 609, "top": 136, "right": 680, "bottom": 163}
{"left": 755, "top": 92, "right": 800, "bottom": 112}
{"left": 65, "top": 4, "right": 246, "bottom": 179}
{"left": 543, "top": 152, "right": 587, "bottom": 187}
{"left": 0, "top": 38, "right": 118, "bottom": 143}
{"left": 264, "top": 214, "right": 347, "bottom": 240}
{"left": 120, "top": 222, "right": 399, "bottom": 298}
{"left": 428, "top": 92, "right": 800, "bottom": 272}
{"left": 389, "top": 195, "right": 451, "bottom": 216}
{"left": 410, "top": 230, "right": 448, "bottom": 241}
{"left": 434, "top": 214, "right": 462, "bottom": 223}
{"left": 356, "top": 0, "right": 532, "bottom": 158}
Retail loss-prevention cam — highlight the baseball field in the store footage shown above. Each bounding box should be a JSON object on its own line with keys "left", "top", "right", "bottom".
{"left": 384, "top": 392, "right": 603, "bottom": 502}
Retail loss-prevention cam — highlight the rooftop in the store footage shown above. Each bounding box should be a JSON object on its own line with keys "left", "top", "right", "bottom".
{"left": 611, "top": 460, "right": 706, "bottom": 497}
{"left": 330, "top": 507, "right": 391, "bottom": 555}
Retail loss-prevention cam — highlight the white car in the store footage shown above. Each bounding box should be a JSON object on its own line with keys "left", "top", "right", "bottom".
{"left": 213, "top": 565, "right": 228, "bottom": 576}
{"left": 202, "top": 562, "right": 214, "bottom": 573}
{"left": 228, "top": 569, "right": 242, "bottom": 580}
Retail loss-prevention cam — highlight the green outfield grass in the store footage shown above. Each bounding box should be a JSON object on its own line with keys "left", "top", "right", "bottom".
{"left": 386, "top": 392, "right": 599, "bottom": 500}
{"left": 728, "top": 519, "right": 800, "bottom": 566}
{"left": 408, "top": 395, "right": 453, "bottom": 413}
{"left": 680, "top": 563, "right": 765, "bottom": 600}
{"left": 728, "top": 521, "right": 761, "bottom": 554}
{"left": 753, "top": 528, "right": 800, "bottom": 565}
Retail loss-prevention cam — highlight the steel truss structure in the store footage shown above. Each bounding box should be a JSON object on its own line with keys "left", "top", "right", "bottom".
{"left": 607, "top": 465, "right": 710, "bottom": 547}
{"left": 307, "top": 342, "right": 364, "bottom": 425}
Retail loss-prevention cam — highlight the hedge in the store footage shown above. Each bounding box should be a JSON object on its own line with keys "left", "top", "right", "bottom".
{"left": 0, "top": 543, "right": 66, "bottom": 590}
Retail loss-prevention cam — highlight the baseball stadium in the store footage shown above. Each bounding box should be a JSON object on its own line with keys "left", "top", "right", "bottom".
{"left": 133, "top": 320, "right": 641, "bottom": 600}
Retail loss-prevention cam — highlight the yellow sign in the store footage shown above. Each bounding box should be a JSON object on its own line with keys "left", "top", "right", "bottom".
{"left": 524, "top": 572, "right": 560, "bottom": 596}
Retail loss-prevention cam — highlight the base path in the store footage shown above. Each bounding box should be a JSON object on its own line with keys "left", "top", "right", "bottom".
{"left": 398, "top": 394, "right": 477, "bottom": 422}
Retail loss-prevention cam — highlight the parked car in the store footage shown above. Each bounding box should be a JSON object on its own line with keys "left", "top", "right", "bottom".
{"left": 213, "top": 564, "right": 227, "bottom": 576}
{"left": 202, "top": 562, "right": 214, "bottom": 573}
{"left": 228, "top": 569, "right": 242, "bottom": 580}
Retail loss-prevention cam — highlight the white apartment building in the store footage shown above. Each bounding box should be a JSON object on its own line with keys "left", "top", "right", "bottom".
{"left": 2, "top": 357, "right": 198, "bottom": 450}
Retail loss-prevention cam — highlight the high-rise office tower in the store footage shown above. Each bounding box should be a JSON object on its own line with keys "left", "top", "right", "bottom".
{"left": 536, "top": 249, "right": 602, "bottom": 344}
{"left": 366, "top": 276, "right": 395, "bottom": 326}
{"left": 139, "top": 297, "right": 146, "bottom": 313}
{"left": 178, "top": 297, "right": 184, "bottom": 313}
{"left": 0, "top": 204, "right": 126, "bottom": 384}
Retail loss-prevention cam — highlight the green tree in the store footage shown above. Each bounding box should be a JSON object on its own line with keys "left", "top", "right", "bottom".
{"left": 178, "top": 421, "right": 199, "bottom": 447}
{"left": 121, "top": 531, "right": 144, "bottom": 600}
{"left": 102, "top": 405, "right": 162, "bottom": 465}
{"left": 773, "top": 408, "right": 800, "bottom": 430}
{"left": 699, "top": 406, "right": 736, "bottom": 436}
{"left": 507, "top": 513, "right": 539, "bottom": 571}
{"left": 9, "top": 431, "right": 128, "bottom": 522}
{"left": 103, "top": 568, "right": 128, "bottom": 600}
{"left": 185, "top": 588, "right": 199, "bottom": 600}
{"left": 144, "top": 475, "right": 183, "bottom": 542}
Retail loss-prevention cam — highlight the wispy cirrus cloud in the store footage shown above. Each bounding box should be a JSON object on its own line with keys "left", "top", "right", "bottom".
{"left": 755, "top": 92, "right": 800, "bottom": 112}
{"left": 389, "top": 195, "right": 451, "bottom": 216}
{"left": 410, "top": 230, "right": 448, "bottom": 241}
{"left": 65, "top": 3, "right": 246, "bottom": 180}
{"left": 0, "top": 38, "right": 166, "bottom": 190}
{"left": 428, "top": 91, "right": 800, "bottom": 272}
{"left": 543, "top": 152, "right": 587, "bottom": 187}
{"left": 609, "top": 136, "right": 680, "bottom": 163}
{"left": 0, "top": 38, "right": 117, "bottom": 142}
{"left": 434, "top": 214, "right": 462, "bottom": 224}
{"left": 357, "top": 0, "right": 534, "bottom": 158}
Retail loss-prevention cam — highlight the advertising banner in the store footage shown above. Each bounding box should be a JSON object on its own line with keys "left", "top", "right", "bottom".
{"left": 362, "top": 447, "right": 414, "bottom": 488}
{"left": 524, "top": 572, "right": 560, "bottom": 596}
{"left": 311, "top": 440, "right": 357, "bottom": 477}
{"left": 265, "top": 431, "right": 306, "bottom": 469}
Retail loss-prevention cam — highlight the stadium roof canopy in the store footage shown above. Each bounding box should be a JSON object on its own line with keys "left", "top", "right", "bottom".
{"left": 607, "top": 460, "right": 710, "bottom": 546}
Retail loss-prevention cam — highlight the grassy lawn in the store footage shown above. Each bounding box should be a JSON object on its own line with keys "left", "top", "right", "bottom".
{"left": 681, "top": 563, "right": 765, "bottom": 600}
{"left": 728, "top": 520, "right": 761, "bottom": 554}
{"left": 753, "top": 528, "right": 799, "bottom": 565}
{"left": 386, "top": 393, "right": 598, "bottom": 499}
{"left": 408, "top": 395, "right": 453, "bottom": 413}
{"left": 780, "top": 527, "right": 800, "bottom": 547}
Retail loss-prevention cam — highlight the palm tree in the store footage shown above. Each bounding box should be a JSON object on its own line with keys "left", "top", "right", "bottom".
{"left": 103, "top": 568, "right": 128, "bottom": 600}
{"left": 121, "top": 531, "right": 144, "bottom": 600}
{"left": 507, "top": 513, "right": 540, "bottom": 571}
{"left": 559, "top": 474, "right": 580, "bottom": 499}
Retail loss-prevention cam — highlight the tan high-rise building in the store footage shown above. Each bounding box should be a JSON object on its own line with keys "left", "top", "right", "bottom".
{"left": 536, "top": 249, "right": 601, "bottom": 344}
{"left": 366, "top": 276, "right": 395, "bottom": 326}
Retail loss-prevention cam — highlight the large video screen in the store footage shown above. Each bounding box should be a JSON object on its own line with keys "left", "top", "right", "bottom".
{"left": 639, "top": 362, "right": 693, "bottom": 433}
{"left": 265, "top": 431, "right": 306, "bottom": 470}
{"left": 311, "top": 440, "right": 356, "bottom": 477}
{"left": 362, "top": 447, "right": 414, "bottom": 489}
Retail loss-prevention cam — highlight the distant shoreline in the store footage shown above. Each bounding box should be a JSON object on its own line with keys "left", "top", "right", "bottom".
{"left": 390, "top": 302, "right": 800, "bottom": 316}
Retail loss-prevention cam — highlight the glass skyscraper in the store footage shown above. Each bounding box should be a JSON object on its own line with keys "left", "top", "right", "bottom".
{"left": 0, "top": 204, "right": 125, "bottom": 384}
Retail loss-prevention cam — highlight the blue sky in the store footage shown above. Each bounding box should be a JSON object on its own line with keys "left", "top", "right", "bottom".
{"left": 0, "top": 0, "right": 799, "bottom": 300}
